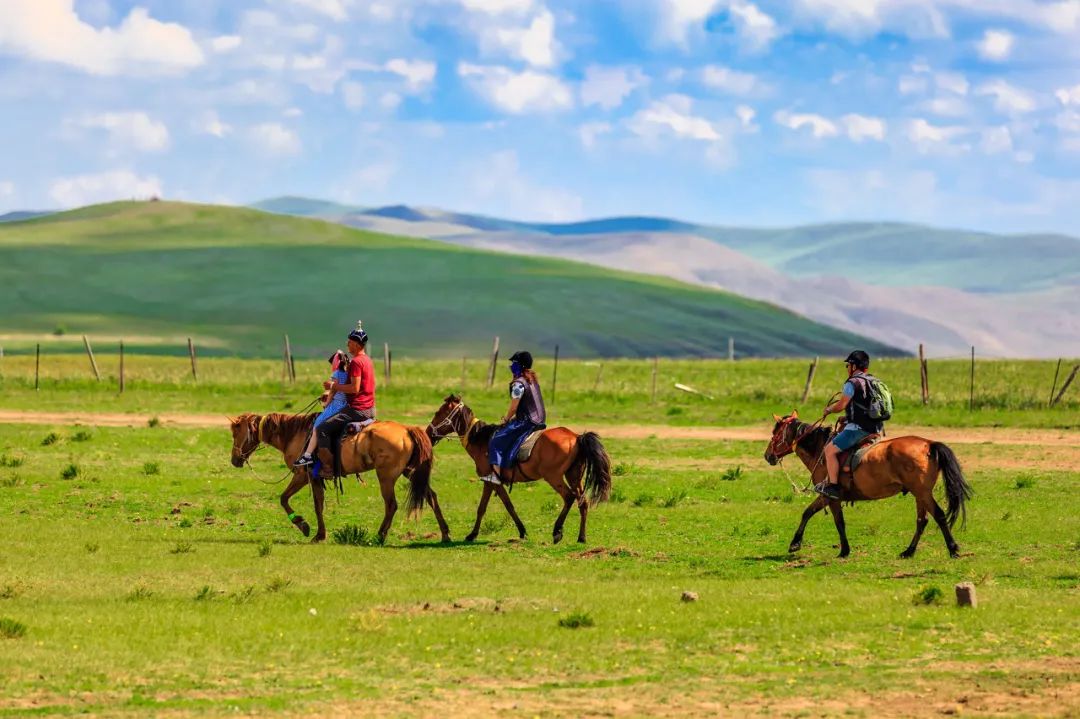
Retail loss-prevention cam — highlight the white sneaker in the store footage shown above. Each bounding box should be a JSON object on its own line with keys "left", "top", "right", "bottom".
{"left": 480, "top": 473, "right": 502, "bottom": 486}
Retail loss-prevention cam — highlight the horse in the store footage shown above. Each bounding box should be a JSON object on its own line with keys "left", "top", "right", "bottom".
{"left": 763, "top": 410, "right": 973, "bottom": 559}
{"left": 426, "top": 395, "right": 612, "bottom": 544}
{"left": 228, "top": 412, "right": 451, "bottom": 544}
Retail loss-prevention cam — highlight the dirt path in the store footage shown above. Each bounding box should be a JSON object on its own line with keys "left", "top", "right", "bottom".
{"left": 0, "top": 409, "right": 1075, "bottom": 447}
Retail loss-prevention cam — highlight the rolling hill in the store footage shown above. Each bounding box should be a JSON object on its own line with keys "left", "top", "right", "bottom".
{"left": 0, "top": 201, "right": 898, "bottom": 359}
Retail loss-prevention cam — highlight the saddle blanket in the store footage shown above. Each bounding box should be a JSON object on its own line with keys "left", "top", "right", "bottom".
{"left": 516, "top": 429, "right": 544, "bottom": 462}
{"left": 841, "top": 435, "right": 881, "bottom": 476}
{"left": 345, "top": 419, "right": 377, "bottom": 435}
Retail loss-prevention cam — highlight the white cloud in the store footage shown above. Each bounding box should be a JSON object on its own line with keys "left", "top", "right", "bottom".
{"left": 841, "top": 113, "right": 886, "bottom": 142}
{"left": 459, "top": 0, "right": 534, "bottom": 14}
{"left": 457, "top": 63, "right": 573, "bottom": 113}
{"left": 472, "top": 150, "right": 583, "bottom": 222}
{"left": 658, "top": 0, "right": 723, "bottom": 44}
{"left": 486, "top": 8, "right": 558, "bottom": 68}
{"left": 899, "top": 74, "right": 929, "bottom": 95}
{"left": 195, "top": 111, "right": 232, "bottom": 138}
{"left": 379, "top": 92, "right": 403, "bottom": 111}
{"left": 976, "top": 80, "right": 1037, "bottom": 115}
{"left": 0, "top": 181, "right": 14, "bottom": 198}
{"left": 980, "top": 126, "right": 1013, "bottom": 154}
{"left": 977, "top": 29, "right": 1014, "bottom": 61}
{"left": 341, "top": 81, "right": 365, "bottom": 110}
{"left": 0, "top": 0, "right": 204, "bottom": 76}
{"left": 385, "top": 58, "right": 437, "bottom": 92}
{"left": 580, "top": 66, "right": 647, "bottom": 110}
{"left": 76, "top": 111, "right": 170, "bottom": 152}
{"left": 922, "top": 96, "right": 969, "bottom": 117}
{"left": 935, "top": 71, "right": 969, "bottom": 96}
{"left": 49, "top": 170, "right": 162, "bottom": 207}
{"left": 792, "top": 0, "right": 948, "bottom": 39}
{"left": 350, "top": 161, "right": 398, "bottom": 191}
{"left": 701, "top": 65, "right": 759, "bottom": 95}
{"left": 735, "top": 104, "right": 757, "bottom": 130}
{"left": 774, "top": 110, "right": 839, "bottom": 138}
{"left": 277, "top": 0, "right": 348, "bottom": 21}
{"left": 248, "top": 123, "right": 302, "bottom": 156}
{"left": 210, "top": 35, "right": 242, "bottom": 53}
{"left": 284, "top": 107, "right": 304, "bottom": 118}
{"left": 907, "top": 117, "right": 969, "bottom": 154}
{"left": 1056, "top": 84, "right": 1080, "bottom": 106}
{"left": 727, "top": 0, "right": 781, "bottom": 52}
{"left": 578, "top": 122, "right": 612, "bottom": 149}
{"left": 629, "top": 95, "right": 722, "bottom": 141}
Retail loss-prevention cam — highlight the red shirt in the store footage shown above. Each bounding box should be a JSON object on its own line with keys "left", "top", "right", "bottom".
{"left": 347, "top": 353, "right": 376, "bottom": 411}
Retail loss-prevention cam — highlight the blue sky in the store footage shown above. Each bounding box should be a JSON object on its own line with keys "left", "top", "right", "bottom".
{"left": 2, "top": 0, "right": 1080, "bottom": 233}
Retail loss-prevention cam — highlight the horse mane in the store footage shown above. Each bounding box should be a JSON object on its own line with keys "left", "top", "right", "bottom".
{"left": 459, "top": 403, "right": 497, "bottom": 445}
{"left": 794, "top": 421, "right": 831, "bottom": 454}
{"left": 263, "top": 412, "right": 316, "bottom": 445}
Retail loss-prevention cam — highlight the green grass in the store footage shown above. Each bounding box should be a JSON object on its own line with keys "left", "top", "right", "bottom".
{"left": 0, "top": 405, "right": 1077, "bottom": 714}
{"left": 0, "top": 200, "right": 896, "bottom": 359}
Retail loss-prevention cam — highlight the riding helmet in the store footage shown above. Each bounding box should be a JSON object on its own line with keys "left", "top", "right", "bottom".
{"left": 844, "top": 350, "right": 870, "bottom": 369}
{"left": 509, "top": 350, "right": 533, "bottom": 369}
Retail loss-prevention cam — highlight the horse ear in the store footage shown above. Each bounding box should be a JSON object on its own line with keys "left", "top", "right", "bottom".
{"left": 791, "top": 409, "right": 799, "bottom": 418}
{"left": 772, "top": 413, "right": 782, "bottom": 422}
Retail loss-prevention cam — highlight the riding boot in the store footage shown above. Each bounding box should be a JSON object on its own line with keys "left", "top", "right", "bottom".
{"left": 814, "top": 482, "right": 842, "bottom": 500}
{"left": 316, "top": 447, "right": 335, "bottom": 481}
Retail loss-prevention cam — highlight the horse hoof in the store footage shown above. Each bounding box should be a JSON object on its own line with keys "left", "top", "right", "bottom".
{"left": 441, "top": 535, "right": 452, "bottom": 544}
{"left": 949, "top": 548, "right": 961, "bottom": 559}
{"left": 552, "top": 531, "right": 563, "bottom": 545}
{"left": 293, "top": 518, "right": 311, "bottom": 537}
{"left": 788, "top": 542, "right": 801, "bottom": 554}
{"left": 837, "top": 549, "right": 850, "bottom": 559}
{"left": 311, "top": 536, "right": 325, "bottom": 544}
{"left": 899, "top": 549, "right": 915, "bottom": 559}
{"left": 465, "top": 533, "right": 477, "bottom": 543}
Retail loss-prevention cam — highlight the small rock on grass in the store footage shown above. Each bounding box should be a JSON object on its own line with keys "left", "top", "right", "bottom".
{"left": 681, "top": 591, "right": 699, "bottom": 602}
{"left": 955, "top": 582, "right": 977, "bottom": 608}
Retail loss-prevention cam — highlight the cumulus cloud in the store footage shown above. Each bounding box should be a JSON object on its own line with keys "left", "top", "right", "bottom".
{"left": 727, "top": 0, "right": 781, "bottom": 52}
{"left": 658, "top": 0, "right": 724, "bottom": 44}
{"left": 977, "top": 29, "right": 1014, "bottom": 61}
{"left": 276, "top": 0, "right": 349, "bottom": 21}
{"left": 341, "top": 81, "right": 365, "bottom": 110}
{"left": 195, "top": 111, "right": 232, "bottom": 138}
{"left": 580, "top": 66, "right": 648, "bottom": 110}
{"left": 735, "top": 105, "right": 757, "bottom": 130}
{"left": 74, "top": 111, "right": 170, "bottom": 152}
{"left": 980, "top": 125, "right": 1013, "bottom": 154}
{"left": 248, "top": 123, "right": 302, "bottom": 156}
{"left": 701, "top": 65, "right": 759, "bottom": 95}
{"left": 1056, "top": 84, "right": 1080, "bottom": 106}
{"left": 459, "top": 0, "right": 534, "bottom": 14}
{"left": 774, "top": 110, "right": 839, "bottom": 138}
{"left": 841, "top": 113, "right": 886, "bottom": 142}
{"left": 0, "top": 0, "right": 204, "bottom": 76}
{"left": 385, "top": 58, "right": 437, "bottom": 92}
{"left": 488, "top": 8, "right": 558, "bottom": 67}
{"left": 210, "top": 35, "right": 242, "bottom": 53}
{"left": 457, "top": 63, "right": 573, "bottom": 113}
{"left": 578, "top": 121, "right": 613, "bottom": 149}
{"left": 629, "top": 95, "right": 723, "bottom": 141}
{"left": 49, "top": 170, "right": 163, "bottom": 207}
{"left": 976, "top": 80, "right": 1037, "bottom": 115}
{"left": 907, "top": 117, "right": 969, "bottom": 154}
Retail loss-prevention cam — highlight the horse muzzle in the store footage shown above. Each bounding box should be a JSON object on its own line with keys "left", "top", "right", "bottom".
{"left": 230, "top": 454, "right": 246, "bottom": 468}
{"left": 764, "top": 451, "right": 778, "bottom": 466}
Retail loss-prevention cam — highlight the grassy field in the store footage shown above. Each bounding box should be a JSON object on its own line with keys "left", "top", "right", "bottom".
{"left": 0, "top": 200, "right": 897, "bottom": 359}
{"left": 0, "top": 357, "right": 1078, "bottom": 717}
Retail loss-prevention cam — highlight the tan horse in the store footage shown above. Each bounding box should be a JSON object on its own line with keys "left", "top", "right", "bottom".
{"left": 229, "top": 413, "right": 450, "bottom": 544}
{"left": 426, "top": 395, "right": 611, "bottom": 544}
{"left": 764, "top": 411, "right": 972, "bottom": 559}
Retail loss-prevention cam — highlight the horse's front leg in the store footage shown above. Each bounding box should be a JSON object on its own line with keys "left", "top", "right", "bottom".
{"left": 280, "top": 472, "right": 311, "bottom": 537}
{"left": 829, "top": 499, "right": 850, "bottom": 558}
{"left": 493, "top": 484, "right": 527, "bottom": 539}
{"left": 465, "top": 482, "right": 494, "bottom": 542}
{"left": 788, "top": 495, "right": 827, "bottom": 553}
{"left": 310, "top": 475, "right": 327, "bottom": 543}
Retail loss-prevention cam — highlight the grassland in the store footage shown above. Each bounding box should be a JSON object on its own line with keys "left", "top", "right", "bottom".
{"left": 0, "top": 356, "right": 1077, "bottom": 716}
{"left": 0, "top": 200, "right": 897, "bottom": 359}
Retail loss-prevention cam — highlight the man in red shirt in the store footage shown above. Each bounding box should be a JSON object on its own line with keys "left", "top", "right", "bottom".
{"left": 315, "top": 321, "right": 377, "bottom": 479}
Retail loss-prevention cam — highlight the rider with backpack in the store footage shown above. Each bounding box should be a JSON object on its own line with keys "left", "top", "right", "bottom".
{"left": 816, "top": 350, "right": 893, "bottom": 500}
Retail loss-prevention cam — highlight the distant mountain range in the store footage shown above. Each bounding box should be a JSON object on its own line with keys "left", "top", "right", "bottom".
{"left": 251, "top": 196, "right": 1080, "bottom": 358}
{"left": 0, "top": 210, "right": 53, "bottom": 223}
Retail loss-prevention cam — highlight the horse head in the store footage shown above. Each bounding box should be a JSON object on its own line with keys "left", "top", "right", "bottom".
{"left": 764, "top": 410, "right": 799, "bottom": 465}
{"left": 426, "top": 394, "right": 467, "bottom": 445}
{"left": 229, "top": 413, "right": 262, "bottom": 468}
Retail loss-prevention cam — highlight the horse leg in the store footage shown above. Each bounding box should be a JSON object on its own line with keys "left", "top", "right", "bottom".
{"left": 465, "top": 482, "right": 494, "bottom": 543}
{"left": 280, "top": 472, "right": 311, "bottom": 537}
{"left": 493, "top": 484, "right": 527, "bottom": 539}
{"left": 900, "top": 500, "right": 930, "bottom": 559}
{"left": 375, "top": 469, "right": 398, "bottom": 545}
{"left": 788, "top": 496, "right": 827, "bottom": 553}
{"left": 426, "top": 488, "right": 451, "bottom": 543}
{"left": 829, "top": 500, "right": 850, "bottom": 558}
{"left": 567, "top": 463, "right": 588, "bottom": 544}
{"left": 548, "top": 476, "right": 576, "bottom": 545}
{"left": 929, "top": 498, "right": 961, "bottom": 558}
{"left": 310, "top": 475, "right": 327, "bottom": 543}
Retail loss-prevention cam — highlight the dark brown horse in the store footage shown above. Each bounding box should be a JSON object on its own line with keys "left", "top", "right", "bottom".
{"left": 426, "top": 395, "right": 612, "bottom": 544}
{"left": 229, "top": 413, "right": 450, "bottom": 544}
{"left": 764, "top": 411, "right": 972, "bottom": 558}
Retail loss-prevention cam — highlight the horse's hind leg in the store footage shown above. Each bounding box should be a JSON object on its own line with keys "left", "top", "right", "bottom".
{"left": 375, "top": 469, "right": 398, "bottom": 544}
{"left": 900, "top": 500, "right": 930, "bottom": 558}
{"left": 566, "top": 462, "right": 588, "bottom": 544}
{"left": 789, "top": 496, "right": 827, "bottom": 553}
{"left": 465, "top": 482, "right": 494, "bottom": 542}
{"left": 426, "top": 488, "right": 452, "bottom": 543}
{"left": 547, "top": 475, "right": 576, "bottom": 545}
{"left": 829, "top": 500, "right": 850, "bottom": 558}
{"left": 493, "top": 484, "right": 527, "bottom": 539}
{"left": 929, "top": 498, "right": 961, "bottom": 558}
{"left": 280, "top": 472, "right": 311, "bottom": 537}
{"left": 310, "top": 475, "right": 327, "bottom": 543}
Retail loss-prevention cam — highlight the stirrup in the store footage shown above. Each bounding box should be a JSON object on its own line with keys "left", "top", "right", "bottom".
{"left": 480, "top": 473, "right": 502, "bottom": 486}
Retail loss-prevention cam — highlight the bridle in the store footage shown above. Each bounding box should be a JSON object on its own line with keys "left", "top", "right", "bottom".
{"left": 766, "top": 416, "right": 805, "bottom": 460}
{"left": 234, "top": 415, "right": 268, "bottom": 465}
{"left": 427, "top": 402, "right": 469, "bottom": 445}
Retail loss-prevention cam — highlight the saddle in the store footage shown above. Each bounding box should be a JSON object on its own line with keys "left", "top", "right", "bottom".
{"left": 314, "top": 420, "right": 377, "bottom": 483}
{"left": 837, "top": 434, "right": 881, "bottom": 485}
{"left": 515, "top": 429, "right": 545, "bottom": 463}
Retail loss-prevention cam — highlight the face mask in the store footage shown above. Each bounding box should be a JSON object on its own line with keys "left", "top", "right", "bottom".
{"left": 510, "top": 361, "right": 524, "bottom": 377}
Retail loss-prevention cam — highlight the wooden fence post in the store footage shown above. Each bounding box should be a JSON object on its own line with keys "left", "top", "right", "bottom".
{"left": 119, "top": 341, "right": 125, "bottom": 394}
{"left": 83, "top": 335, "right": 101, "bottom": 381}
{"left": 1050, "top": 364, "right": 1080, "bottom": 407}
{"left": 486, "top": 336, "right": 500, "bottom": 388}
{"left": 1049, "top": 358, "right": 1063, "bottom": 407}
{"left": 593, "top": 363, "right": 604, "bottom": 392}
{"left": 969, "top": 346, "right": 975, "bottom": 411}
{"left": 187, "top": 338, "right": 198, "bottom": 382}
{"left": 551, "top": 344, "right": 559, "bottom": 404}
{"left": 728, "top": 337, "right": 735, "bottom": 361}
{"left": 801, "top": 356, "right": 819, "bottom": 404}
{"left": 34, "top": 343, "right": 40, "bottom": 391}
{"left": 283, "top": 334, "right": 295, "bottom": 383}
{"left": 651, "top": 356, "right": 658, "bottom": 403}
{"left": 918, "top": 343, "right": 929, "bottom": 405}
{"left": 461, "top": 357, "right": 467, "bottom": 389}
{"left": 383, "top": 342, "right": 391, "bottom": 386}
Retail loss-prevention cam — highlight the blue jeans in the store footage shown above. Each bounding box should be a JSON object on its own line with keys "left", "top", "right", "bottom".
{"left": 831, "top": 425, "right": 870, "bottom": 451}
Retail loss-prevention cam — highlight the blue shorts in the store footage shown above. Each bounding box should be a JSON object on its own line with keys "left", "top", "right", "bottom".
{"left": 314, "top": 401, "right": 347, "bottom": 429}
{"left": 831, "top": 425, "right": 870, "bottom": 451}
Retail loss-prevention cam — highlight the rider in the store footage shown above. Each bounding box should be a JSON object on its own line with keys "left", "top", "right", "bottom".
{"left": 314, "top": 321, "right": 377, "bottom": 480}
{"left": 481, "top": 350, "right": 546, "bottom": 486}
{"left": 815, "top": 350, "right": 884, "bottom": 500}
{"left": 294, "top": 350, "right": 349, "bottom": 468}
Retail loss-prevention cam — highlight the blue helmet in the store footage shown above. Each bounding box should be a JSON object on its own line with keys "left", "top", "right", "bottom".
{"left": 347, "top": 320, "right": 368, "bottom": 346}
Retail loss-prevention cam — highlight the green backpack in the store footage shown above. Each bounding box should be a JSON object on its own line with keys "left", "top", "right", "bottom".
{"left": 856, "top": 374, "right": 894, "bottom": 422}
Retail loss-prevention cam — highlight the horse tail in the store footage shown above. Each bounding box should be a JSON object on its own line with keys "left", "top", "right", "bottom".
{"left": 404, "top": 425, "right": 434, "bottom": 517}
{"left": 576, "top": 432, "right": 612, "bottom": 503}
{"left": 930, "top": 442, "right": 972, "bottom": 529}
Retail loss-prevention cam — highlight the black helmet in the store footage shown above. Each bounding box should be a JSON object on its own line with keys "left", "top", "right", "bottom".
{"left": 844, "top": 350, "right": 870, "bottom": 370}
{"left": 509, "top": 350, "right": 533, "bottom": 369}
{"left": 347, "top": 320, "right": 368, "bottom": 346}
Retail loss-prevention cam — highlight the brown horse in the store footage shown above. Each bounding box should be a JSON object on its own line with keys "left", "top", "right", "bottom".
{"left": 426, "top": 395, "right": 612, "bottom": 544}
{"left": 763, "top": 411, "right": 972, "bottom": 559}
{"left": 229, "top": 412, "right": 450, "bottom": 544}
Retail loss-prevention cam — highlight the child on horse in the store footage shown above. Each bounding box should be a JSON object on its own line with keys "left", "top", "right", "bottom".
{"left": 313, "top": 321, "right": 378, "bottom": 480}
{"left": 482, "top": 350, "right": 546, "bottom": 486}
{"left": 294, "top": 349, "right": 350, "bottom": 468}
